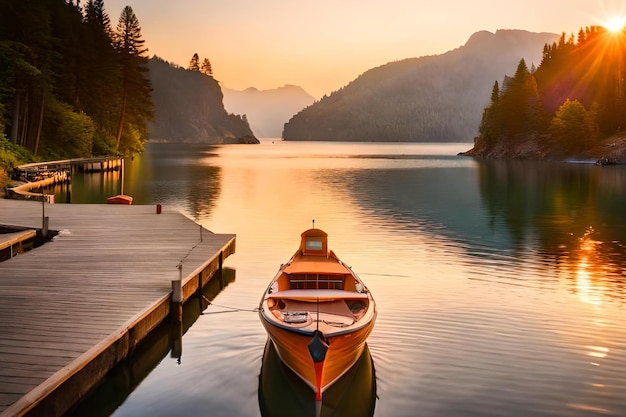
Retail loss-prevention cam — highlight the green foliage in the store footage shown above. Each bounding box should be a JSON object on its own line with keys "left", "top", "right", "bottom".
{"left": 92, "top": 128, "right": 117, "bottom": 156}
{"left": 0, "top": 134, "right": 35, "bottom": 194}
{"left": 0, "top": 0, "right": 153, "bottom": 161}
{"left": 478, "top": 59, "right": 545, "bottom": 150}
{"left": 40, "top": 99, "right": 95, "bottom": 159}
{"left": 478, "top": 81, "right": 502, "bottom": 145}
{"left": 113, "top": 6, "right": 153, "bottom": 153}
{"left": 477, "top": 26, "right": 626, "bottom": 155}
{"left": 0, "top": 167, "right": 8, "bottom": 195}
{"left": 0, "top": 134, "right": 35, "bottom": 171}
{"left": 549, "top": 99, "right": 597, "bottom": 153}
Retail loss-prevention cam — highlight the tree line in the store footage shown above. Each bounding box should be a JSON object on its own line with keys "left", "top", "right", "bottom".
{"left": 188, "top": 53, "right": 213, "bottom": 76}
{"left": 0, "top": 0, "right": 153, "bottom": 162}
{"left": 477, "top": 26, "right": 626, "bottom": 155}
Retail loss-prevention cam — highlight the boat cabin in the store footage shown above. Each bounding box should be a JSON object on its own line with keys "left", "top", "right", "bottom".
{"left": 273, "top": 229, "right": 358, "bottom": 292}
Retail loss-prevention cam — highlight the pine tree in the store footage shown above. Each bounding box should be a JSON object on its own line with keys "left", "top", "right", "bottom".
{"left": 84, "top": 0, "right": 112, "bottom": 36}
{"left": 200, "top": 58, "right": 213, "bottom": 76}
{"left": 499, "top": 59, "right": 531, "bottom": 140}
{"left": 478, "top": 81, "right": 502, "bottom": 147}
{"left": 490, "top": 80, "right": 500, "bottom": 104}
{"left": 188, "top": 53, "right": 200, "bottom": 71}
{"left": 82, "top": 0, "right": 119, "bottom": 154}
{"left": 0, "top": 0, "right": 53, "bottom": 152}
{"left": 113, "top": 6, "right": 153, "bottom": 153}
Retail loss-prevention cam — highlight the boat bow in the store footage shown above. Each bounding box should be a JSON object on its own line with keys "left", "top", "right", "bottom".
{"left": 307, "top": 330, "right": 329, "bottom": 401}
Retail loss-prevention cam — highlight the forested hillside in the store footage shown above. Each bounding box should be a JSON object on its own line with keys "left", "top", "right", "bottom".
{"left": 148, "top": 57, "right": 257, "bottom": 144}
{"left": 0, "top": 0, "right": 153, "bottom": 159}
{"left": 467, "top": 26, "right": 626, "bottom": 160}
{"left": 0, "top": 0, "right": 255, "bottom": 176}
{"left": 283, "top": 30, "right": 559, "bottom": 142}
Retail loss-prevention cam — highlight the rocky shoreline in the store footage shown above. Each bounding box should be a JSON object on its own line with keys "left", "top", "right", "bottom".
{"left": 460, "top": 134, "right": 626, "bottom": 165}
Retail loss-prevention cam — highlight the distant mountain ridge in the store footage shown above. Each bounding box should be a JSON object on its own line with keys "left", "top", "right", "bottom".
{"left": 283, "top": 29, "right": 560, "bottom": 142}
{"left": 223, "top": 85, "right": 315, "bottom": 138}
{"left": 147, "top": 57, "right": 257, "bottom": 143}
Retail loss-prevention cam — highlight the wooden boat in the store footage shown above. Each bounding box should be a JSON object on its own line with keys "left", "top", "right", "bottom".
{"left": 106, "top": 194, "right": 133, "bottom": 205}
{"left": 258, "top": 339, "right": 377, "bottom": 417}
{"left": 258, "top": 227, "right": 376, "bottom": 403}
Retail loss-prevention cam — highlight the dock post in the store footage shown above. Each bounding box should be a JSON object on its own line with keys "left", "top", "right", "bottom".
{"left": 173, "top": 263, "right": 183, "bottom": 303}
{"left": 41, "top": 195, "right": 49, "bottom": 238}
{"left": 218, "top": 251, "right": 224, "bottom": 287}
{"left": 197, "top": 272, "right": 203, "bottom": 298}
{"left": 171, "top": 263, "right": 183, "bottom": 321}
{"left": 43, "top": 217, "right": 49, "bottom": 239}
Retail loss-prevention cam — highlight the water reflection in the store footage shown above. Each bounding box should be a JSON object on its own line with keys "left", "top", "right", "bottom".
{"left": 64, "top": 268, "right": 236, "bottom": 417}
{"left": 50, "top": 142, "right": 626, "bottom": 416}
{"left": 46, "top": 143, "right": 223, "bottom": 212}
{"left": 477, "top": 160, "right": 626, "bottom": 304}
{"left": 123, "top": 144, "right": 223, "bottom": 215}
{"left": 47, "top": 168, "right": 123, "bottom": 204}
{"left": 258, "top": 340, "right": 376, "bottom": 417}
{"left": 331, "top": 158, "right": 626, "bottom": 307}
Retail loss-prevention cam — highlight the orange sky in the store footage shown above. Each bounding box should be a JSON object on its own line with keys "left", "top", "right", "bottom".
{"left": 104, "top": 0, "right": 626, "bottom": 99}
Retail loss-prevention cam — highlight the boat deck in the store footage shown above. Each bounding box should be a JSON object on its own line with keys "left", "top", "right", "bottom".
{"left": 0, "top": 199, "right": 235, "bottom": 417}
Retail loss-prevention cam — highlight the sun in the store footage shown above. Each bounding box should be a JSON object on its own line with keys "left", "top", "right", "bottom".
{"left": 604, "top": 16, "right": 626, "bottom": 33}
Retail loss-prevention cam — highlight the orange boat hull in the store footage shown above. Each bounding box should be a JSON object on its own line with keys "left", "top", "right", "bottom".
{"left": 106, "top": 194, "right": 133, "bottom": 205}
{"left": 260, "top": 315, "right": 375, "bottom": 394}
{"left": 258, "top": 338, "right": 377, "bottom": 416}
{"left": 258, "top": 227, "right": 377, "bottom": 398}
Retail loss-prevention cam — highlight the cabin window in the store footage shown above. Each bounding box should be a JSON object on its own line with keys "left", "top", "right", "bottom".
{"left": 289, "top": 274, "right": 344, "bottom": 290}
{"left": 305, "top": 238, "right": 323, "bottom": 251}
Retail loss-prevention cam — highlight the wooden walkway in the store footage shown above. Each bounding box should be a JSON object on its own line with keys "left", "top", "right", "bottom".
{"left": 0, "top": 200, "right": 235, "bottom": 417}
{"left": 0, "top": 230, "right": 36, "bottom": 255}
{"left": 14, "top": 156, "right": 124, "bottom": 182}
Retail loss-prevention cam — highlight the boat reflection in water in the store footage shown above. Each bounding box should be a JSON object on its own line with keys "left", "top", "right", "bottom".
{"left": 258, "top": 338, "right": 377, "bottom": 417}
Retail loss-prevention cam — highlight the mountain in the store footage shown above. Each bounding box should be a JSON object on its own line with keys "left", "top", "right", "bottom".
{"left": 222, "top": 85, "right": 315, "bottom": 138}
{"left": 283, "top": 29, "right": 560, "bottom": 142}
{"left": 147, "top": 57, "right": 258, "bottom": 144}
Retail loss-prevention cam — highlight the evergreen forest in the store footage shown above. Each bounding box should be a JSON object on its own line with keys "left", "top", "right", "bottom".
{"left": 0, "top": 0, "right": 153, "bottom": 169}
{"left": 473, "top": 26, "right": 626, "bottom": 158}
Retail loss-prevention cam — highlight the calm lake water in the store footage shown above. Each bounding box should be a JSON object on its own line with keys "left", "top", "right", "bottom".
{"left": 61, "top": 140, "right": 626, "bottom": 417}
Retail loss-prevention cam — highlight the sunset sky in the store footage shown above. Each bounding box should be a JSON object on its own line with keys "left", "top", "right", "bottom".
{"left": 104, "top": 0, "right": 626, "bottom": 98}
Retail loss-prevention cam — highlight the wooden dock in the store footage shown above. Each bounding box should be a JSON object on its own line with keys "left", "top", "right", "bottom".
{"left": 13, "top": 157, "right": 124, "bottom": 182}
{"left": 0, "top": 229, "right": 36, "bottom": 261}
{"left": 0, "top": 200, "right": 236, "bottom": 417}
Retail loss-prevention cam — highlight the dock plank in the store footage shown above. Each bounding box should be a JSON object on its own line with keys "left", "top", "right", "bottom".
{"left": 0, "top": 230, "right": 36, "bottom": 251}
{"left": 0, "top": 199, "right": 235, "bottom": 417}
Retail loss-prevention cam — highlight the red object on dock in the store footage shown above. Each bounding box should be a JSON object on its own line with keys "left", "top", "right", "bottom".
{"left": 106, "top": 194, "right": 133, "bottom": 205}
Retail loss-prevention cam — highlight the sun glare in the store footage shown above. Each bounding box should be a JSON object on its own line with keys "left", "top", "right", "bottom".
{"left": 605, "top": 16, "right": 626, "bottom": 33}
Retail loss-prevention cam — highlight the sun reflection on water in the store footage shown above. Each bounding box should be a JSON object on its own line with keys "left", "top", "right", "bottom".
{"left": 586, "top": 345, "right": 609, "bottom": 359}
{"left": 574, "top": 227, "right": 607, "bottom": 306}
